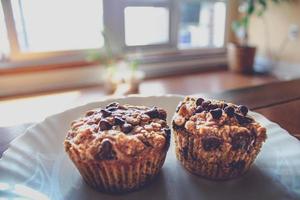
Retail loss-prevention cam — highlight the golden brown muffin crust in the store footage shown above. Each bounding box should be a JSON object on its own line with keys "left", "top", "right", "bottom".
{"left": 172, "top": 96, "right": 267, "bottom": 180}
{"left": 173, "top": 97, "right": 267, "bottom": 147}
{"left": 64, "top": 103, "right": 170, "bottom": 162}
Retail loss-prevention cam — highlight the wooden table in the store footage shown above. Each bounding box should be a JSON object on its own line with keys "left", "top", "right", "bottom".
{"left": 1, "top": 78, "right": 299, "bottom": 157}
{"left": 207, "top": 79, "right": 300, "bottom": 140}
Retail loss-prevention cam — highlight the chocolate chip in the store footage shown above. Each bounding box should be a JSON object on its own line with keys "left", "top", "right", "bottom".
{"left": 87, "top": 120, "right": 96, "bottom": 125}
{"left": 121, "top": 123, "right": 133, "bottom": 134}
{"left": 223, "top": 103, "right": 228, "bottom": 109}
{"left": 114, "top": 116, "right": 125, "bottom": 125}
{"left": 85, "top": 110, "right": 95, "bottom": 117}
{"left": 195, "top": 106, "right": 204, "bottom": 113}
{"left": 196, "top": 98, "right": 204, "bottom": 106}
{"left": 210, "top": 108, "right": 223, "bottom": 119}
{"left": 95, "top": 117, "right": 101, "bottom": 124}
{"left": 99, "top": 119, "right": 112, "bottom": 131}
{"left": 107, "top": 107, "right": 118, "bottom": 112}
{"left": 201, "top": 136, "right": 223, "bottom": 151}
{"left": 100, "top": 109, "right": 112, "bottom": 118}
{"left": 208, "top": 104, "right": 218, "bottom": 110}
{"left": 106, "top": 102, "right": 119, "bottom": 108}
{"left": 238, "top": 105, "right": 248, "bottom": 116}
{"left": 229, "top": 160, "right": 245, "bottom": 170}
{"left": 158, "top": 109, "right": 167, "bottom": 120}
{"left": 96, "top": 139, "right": 116, "bottom": 160}
{"left": 201, "top": 100, "right": 211, "bottom": 110}
{"left": 235, "top": 113, "right": 253, "bottom": 124}
{"left": 224, "top": 106, "right": 235, "bottom": 117}
{"left": 231, "top": 132, "right": 251, "bottom": 150}
{"left": 144, "top": 107, "right": 159, "bottom": 118}
{"left": 163, "top": 128, "right": 171, "bottom": 150}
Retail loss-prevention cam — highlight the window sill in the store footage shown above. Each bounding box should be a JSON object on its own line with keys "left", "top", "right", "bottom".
{"left": 0, "top": 48, "right": 227, "bottom": 97}
{"left": 0, "top": 63, "right": 104, "bottom": 97}
{"left": 0, "top": 52, "right": 97, "bottom": 75}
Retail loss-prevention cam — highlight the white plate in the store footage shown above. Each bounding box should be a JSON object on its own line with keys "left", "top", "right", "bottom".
{"left": 0, "top": 95, "right": 300, "bottom": 200}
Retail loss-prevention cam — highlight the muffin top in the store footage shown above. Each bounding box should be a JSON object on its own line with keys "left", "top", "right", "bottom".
{"left": 173, "top": 97, "right": 267, "bottom": 151}
{"left": 64, "top": 102, "right": 170, "bottom": 162}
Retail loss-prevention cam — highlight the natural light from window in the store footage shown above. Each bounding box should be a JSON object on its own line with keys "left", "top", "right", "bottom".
{"left": 178, "top": 1, "right": 226, "bottom": 49}
{"left": 11, "top": 0, "right": 104, "bottom": 52}
{"left": 0, "top": 2, "right": 10, "bottom": 60}
{"left": 213, "top": 2, "right": 226, "bottom": 47}
{"left": 0, "top": 0, "right": 228, "bottom": 65}
{"left": 124, "top": 6, "right": 169, "bottom": 46}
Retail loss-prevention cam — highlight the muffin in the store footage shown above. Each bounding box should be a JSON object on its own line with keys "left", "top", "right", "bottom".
{"left": 172, "top": 97, "right": 267, "bottom": 180}
{"left": 64, "top": 102, "right": 170, "bottom": 193}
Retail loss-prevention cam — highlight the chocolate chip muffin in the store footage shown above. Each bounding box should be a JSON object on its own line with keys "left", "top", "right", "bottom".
{"left": 64, "top": 102, "right": 170, "bottom": 193}
{"left": 172, "top": 97, "right": 267, "bottom": 180}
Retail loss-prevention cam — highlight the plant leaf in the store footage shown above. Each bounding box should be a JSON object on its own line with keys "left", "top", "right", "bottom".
{"left": 232, "top": 20, "right": 241, "bottom": 32}
{"left": 272, "top": 0, "right": 280, "bottom": 4}
{"left": 247, "top": 0, "right": 255, "bottom": 15}
{"left": 241, "top": 16, "right": 249, "bottom": 29}
{"left": 258, "top": 0, "right": 267, "bottom": 9}
{"left": 256, "top": 9, "right": 264, "bottom": 17}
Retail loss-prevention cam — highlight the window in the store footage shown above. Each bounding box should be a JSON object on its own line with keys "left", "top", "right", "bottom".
{"left": 0, "top": 0, "right": 228, "bottom": 67}
{"left": 124, "top": 6, "right": 169, "bottom": 46}
{"left": 178, "top": 1, "right": 226, "bottom": 48}
{"left": 0, "top": 1, "right": 10, "bottom": 60}
{"left": 11, "top": 0, "right": 104, "bottom": 52}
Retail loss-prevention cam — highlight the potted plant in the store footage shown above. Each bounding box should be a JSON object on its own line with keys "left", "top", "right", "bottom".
{"left": 228, "top": 0, "right": 288, "bottom": 73}
{"left": 87, "top": 31, "right": 144, "bottom": 95}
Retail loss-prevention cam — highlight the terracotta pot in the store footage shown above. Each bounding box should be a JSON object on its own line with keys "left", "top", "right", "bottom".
{"left": 227, "top": 43, "right": 256, "bottom": 73}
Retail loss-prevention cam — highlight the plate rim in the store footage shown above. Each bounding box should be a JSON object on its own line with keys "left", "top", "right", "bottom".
{"left": 1, "top": 94, "right": 300, "bottom": 199}
{"left": 1, "top": 94, "right": 299, "bottom": 161}
{"left": 0, "top": 94, "right": 185, "bottom": 160}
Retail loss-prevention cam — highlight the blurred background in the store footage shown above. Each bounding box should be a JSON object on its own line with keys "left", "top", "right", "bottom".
{"left": 0, "top": 0, "right": 300, "bottom": 125}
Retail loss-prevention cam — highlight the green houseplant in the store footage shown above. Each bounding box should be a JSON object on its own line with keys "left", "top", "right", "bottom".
{"left": 87, "top": 31, "right": 144, "bottom": 95}
{"left": 228, "top": 0, "right": 289, "bottom": 73}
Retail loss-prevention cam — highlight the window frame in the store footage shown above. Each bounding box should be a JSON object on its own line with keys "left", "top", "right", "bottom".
{"left": 1, "top": 0, "right": 106, "bottom": 62}
{"left": 121, "top": 0, "right": 176, "bottom": 51}
{"left": 0, "top": 0, "right": 229, "bottom": 72}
